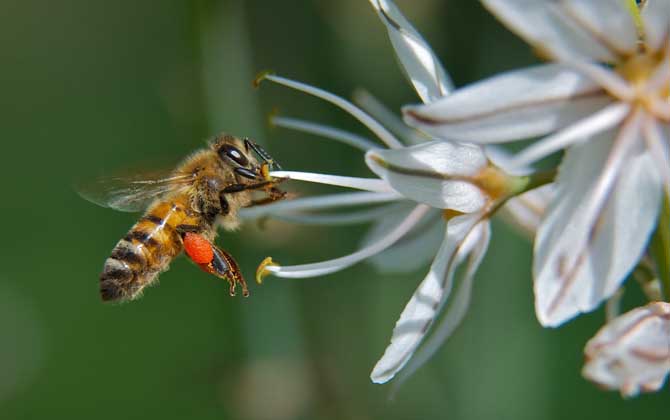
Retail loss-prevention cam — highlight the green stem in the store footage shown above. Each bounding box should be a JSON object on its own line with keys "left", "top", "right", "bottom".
{"left": 519, "top": 168, "right": 557, "bottom": 194}
{"left": 650, "top": 195, "right": 670, "bottom": 300}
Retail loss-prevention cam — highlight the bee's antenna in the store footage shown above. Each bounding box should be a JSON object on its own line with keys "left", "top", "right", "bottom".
{"left": 244, "top": 138, "right": 282, "bottom": 170}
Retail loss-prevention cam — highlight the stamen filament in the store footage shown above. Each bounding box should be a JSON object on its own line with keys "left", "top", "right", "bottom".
{"left": 264, "top": 204, "right": 431, "bottom": 278}
{"left": 353, "top": 89, "right": 427, "bottom": 145}
{"left": 240, "top": 191, "right": 402, "bottom": 219}
{"left": 262, "top": 74, "right": 404, "bottom": 149}
{"left": 508, "top": 102, "right": 630, "bottom": 168}
{"left": 271, "top": 115, "right": 379, "bottom": 151}
{"left": 270, "top": 170, "right": 396, "bottom": 193}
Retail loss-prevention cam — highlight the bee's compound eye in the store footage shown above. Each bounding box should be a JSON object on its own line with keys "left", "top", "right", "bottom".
{"left": 218, "top": 145, "right": 249, "bottom": 167}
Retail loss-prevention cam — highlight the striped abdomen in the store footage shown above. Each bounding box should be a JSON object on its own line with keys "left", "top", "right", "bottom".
{"left": 100, "top": 200, "right": 201, "bottom": 302}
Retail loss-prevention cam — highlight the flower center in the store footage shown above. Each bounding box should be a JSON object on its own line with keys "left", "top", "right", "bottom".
{"left": 615, "top": 50, "right": 670, "bottom": 114}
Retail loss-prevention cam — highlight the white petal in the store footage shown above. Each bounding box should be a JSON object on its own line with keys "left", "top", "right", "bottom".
{"left": 362, "top": 206, "right": 445, "bottom": 274}
{"left": 391, "top": 221, "right": 491, "bottom": 391}
{"left": 369, "top": 0, "right": 453, "bottom": 102}
{"left": 641, "top": 0, "right": 670, "bottom": 52}
{"left": 370, "top": 213, "right": 484, "bottom": 383}
{"left": 366, "top": 141, "right": 489, "bottom": 212}
{"left": 265, "top": 204, "right": 431, "bottom": 278}
{"left": 269, "top": 170, "right": 395, "bottom": 193}
{"left": 481, "top": 0, "right": 634, "bottom": 61}
{"left": 403, "top": 64, "right": 610, "bottom": 144}
{"left": 583, "top": 302, "right": 670, "bottom": 397}
{"left": 534, "top": 133, "right": 662, "bottom": 327}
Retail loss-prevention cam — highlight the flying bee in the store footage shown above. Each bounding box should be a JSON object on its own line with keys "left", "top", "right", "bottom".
{"left": 80, "top": 134, "right": 286, "bottom": 302}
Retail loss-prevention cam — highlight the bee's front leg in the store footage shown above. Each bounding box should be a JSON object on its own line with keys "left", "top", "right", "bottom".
{"left": 182, "top": 232, "right": 249, "bottom": 297}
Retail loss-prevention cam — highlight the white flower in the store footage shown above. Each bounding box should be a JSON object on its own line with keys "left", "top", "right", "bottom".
{"left": 583, "top": 301, "right": 670, "bottom": 397}
{"left": 249, "top": 0, "right": 551, "bottom": 388}
{"left": 402, "top": 0, "right": 669, "bottom": 327}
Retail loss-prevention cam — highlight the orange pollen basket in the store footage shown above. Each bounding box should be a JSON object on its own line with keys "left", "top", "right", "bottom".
{"left": 183, "top": 232, "right": 214, "bottom": 264}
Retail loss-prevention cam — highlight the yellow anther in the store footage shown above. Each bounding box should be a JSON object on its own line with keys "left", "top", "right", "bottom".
{"left": 256, "top": 257, "right": 279, "bottom": 284}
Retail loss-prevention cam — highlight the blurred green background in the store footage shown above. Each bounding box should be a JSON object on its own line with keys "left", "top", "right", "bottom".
{"left": 0, "top": 1, "right": 666, "bottom": 419}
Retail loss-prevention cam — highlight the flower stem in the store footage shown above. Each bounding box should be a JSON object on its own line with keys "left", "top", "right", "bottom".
{"left": 519, "top": 168, "right": 557, "bottom": 194}
{"left": 650, "top": 195, "right": 670, "bottom": 300}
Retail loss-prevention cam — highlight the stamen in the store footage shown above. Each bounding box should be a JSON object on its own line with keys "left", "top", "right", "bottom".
{"left": 239, "top": 191, "right": 402, "bottom": 219}
{"left": 262, "top": 204, "right": 431, "bottom": 278}
{"left": 508, "top": 102, "right": 630, "bottom": 168}
{"left": 269, "top": 170, "right": 396, "bottom": 193}
{"left": 260, "top": 74, "right": 404, "bottom": 149}
{"left": 352, "top": 89, "right": 427, "bottom": 145}
{"left": 271, "top": 115, "right": 379, "bottom": 151}
{"left": 271, "top": 204, "right": 398, "bottom": 226}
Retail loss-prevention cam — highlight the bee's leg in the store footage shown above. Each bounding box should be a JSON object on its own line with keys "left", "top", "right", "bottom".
{"left": 222, "top": 179, "right": 278, "bottom": 194}
{"left": 182, "top": 232, "right": 249, "bottom": 297}
{"left": 247, "top": 187, "right": 287, "bottom": 207}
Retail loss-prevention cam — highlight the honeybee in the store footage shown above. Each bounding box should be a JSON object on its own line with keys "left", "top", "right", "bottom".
{"left": 80, "top": 134, "right": 286, "bottom": 302}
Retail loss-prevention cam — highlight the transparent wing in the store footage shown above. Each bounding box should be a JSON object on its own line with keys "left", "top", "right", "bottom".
{"left": 77, "top": 171, "right": 194, "bottom": 212}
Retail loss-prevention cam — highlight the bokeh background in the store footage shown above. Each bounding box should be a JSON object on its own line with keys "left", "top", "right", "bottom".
{"left": 0, "top": 1, "right": 666, "bottom": 419}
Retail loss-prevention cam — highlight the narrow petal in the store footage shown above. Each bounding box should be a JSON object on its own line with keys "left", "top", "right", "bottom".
{"left": 641, "top": 0, "right": 670, "bottom": 52}
{"left": 366, "top": 141, "right": 489, "bottom": 212}
{"left": 271, "top": 115, "right": 379, "bottom": 151}
{"left": 262, "top": 74, "right": 403, "bottom": 148}
{"left": 390, "top": 221, "right": 491, "bottom": 391}
{"left": 368, "top": 0, "right": 453, "bottom": 102}
{"left": 583, "top": 302, "right": 670, "bottom": 397}
{"left": 240, "top": 191, "right": 402, "bottom": 219}
{"left": 481, "top": 0, "right": 634, "bottom": 61}
{"left": 370, "top": 213, "right": 484, "bottom": 383}
{"left": 265, "top": 204, "right": 431, "bottom": 278}
{"left": 269, "top": 170, "right": 395, "bottom": 193}
{"left": 403, "top": 64, "right": 609, "bottom": 144}
{"left": 362, "top": 206, "right": 445, "bottom": 274}
{"left": 508, "top": 102, "right": 629, "bottom": 168}
{"left": 534, "top": 127, "right": 662, "bottom": 327}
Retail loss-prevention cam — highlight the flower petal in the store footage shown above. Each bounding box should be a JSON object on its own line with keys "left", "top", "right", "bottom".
{"left": 390, "top": 221, "right": 491, "bottom": 391}
{"left": 403, "top": 64, "right": 610, "bottom": 144}
{"left": 362, "top": 206, "right": 445, "bottom": 274}
{"left": 534, "top": 135, "right": 662, "bottom": 327}
{"left": 368, "top": 0, "right": 453, "bottom": 102}
{"left": 370, "top": 213, "right": 484, "bottom": 383}
{"left": 365, "top": 141, "right": 489, "bottom": 212}
{"left": 641, "top": 0, "right": 670, "bottom": 52}
{"left": 481, "top": 0, "right": 635, "bottom": 61}
{"left": 583, "top": 302, "right": 670, "bottom": 397}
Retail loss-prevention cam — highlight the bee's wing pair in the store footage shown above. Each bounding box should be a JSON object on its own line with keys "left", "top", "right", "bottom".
{"left": 77, "top": 172, "right": 195, "bottom": 213}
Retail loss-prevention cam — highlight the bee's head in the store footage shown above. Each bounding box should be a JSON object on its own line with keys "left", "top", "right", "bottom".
{"left": 212, "top": 134, "right": 281, "bottom": 181}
